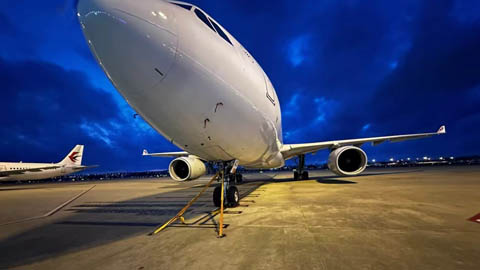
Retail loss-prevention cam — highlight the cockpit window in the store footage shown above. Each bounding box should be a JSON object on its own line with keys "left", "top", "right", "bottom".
{"left": 208, "top": 18, "right": 232, "bottom": 46}
{"left": 194, "top": 8, "right": 216, "bottom": 33}
{"left": 172, "top": 2, "right": 192, "bottom": 11}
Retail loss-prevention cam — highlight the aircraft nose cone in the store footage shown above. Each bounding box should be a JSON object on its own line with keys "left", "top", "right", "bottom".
{"left": 77, "top": 0, "right": 177, "bottom": 95}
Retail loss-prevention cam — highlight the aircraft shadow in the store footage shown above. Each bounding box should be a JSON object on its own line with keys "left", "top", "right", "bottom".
{"left": 316, "top": 178, "right": 357, "bottom": 184}
{"left": 314, "top": 169, "right": 423, "bottom": 184}
{"left": 0, "top": 176, "right": 264, "bottom": 269}
{"left": 242, "top": 169, "right": 422, "bottom": 185}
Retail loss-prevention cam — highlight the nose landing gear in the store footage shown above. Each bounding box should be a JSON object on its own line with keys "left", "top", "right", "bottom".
{"left": 151, "top": 160, "right": 241, "bottom": 238}
{"left": 213, "top": 164, "right": 241, "bottom": 208}
{"left": 213, "top": 185, "right": 240, "bottom": 207}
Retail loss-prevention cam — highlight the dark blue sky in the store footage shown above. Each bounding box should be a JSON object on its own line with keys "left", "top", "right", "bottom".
{"left": 1, "top": 0, "right": 479, "bottom": 172}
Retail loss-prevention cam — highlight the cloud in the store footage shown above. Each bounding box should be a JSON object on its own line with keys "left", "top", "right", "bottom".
{"left": 313, "top": 97, "right": 339, "bottom": 124}
{"left": 363, "top": 0, "right": 480, "bottom": 156}
{"left": 283, "top": 92, "right": 301, "bottom": 117}
{"left": 286, "top": 34, "right": 312, "bottom": 67}
{"left": 451, "top": 0, "right": 480, "bottom": 23}
{"left": 0, "top": 57, "right": 172, "bottom": 171}
{"left": 1, "top": 0, "right": 480, "bottom": 171}
{"left": 362, "top": 123, "right": 371, "bottom": 132}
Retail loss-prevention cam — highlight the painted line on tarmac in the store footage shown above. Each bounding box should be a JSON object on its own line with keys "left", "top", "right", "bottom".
{"left": 0, "top": 185, "right": 96, "bottom": 226}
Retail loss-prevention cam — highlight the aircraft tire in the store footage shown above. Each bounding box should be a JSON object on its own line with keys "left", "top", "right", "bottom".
{"left": 226, "top": 186, "right": 239, "bottom": 207}
{"left": 213, "top": 186, "right": 222, "bottom": 207}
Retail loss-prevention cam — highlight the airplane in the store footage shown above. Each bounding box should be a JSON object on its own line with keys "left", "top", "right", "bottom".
{"left": 76, "top": 0, "right": 446, "bottom": 207}
{"left": 0, "top": 145, "right": 94, "bottom": 182}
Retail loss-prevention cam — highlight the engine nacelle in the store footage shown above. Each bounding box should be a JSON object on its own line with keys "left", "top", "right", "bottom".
{"left": 168, "top": 156, "right": 206, "bottom": 181}
{"left": 328, "top": 146, "right": 367, "bottom": 176}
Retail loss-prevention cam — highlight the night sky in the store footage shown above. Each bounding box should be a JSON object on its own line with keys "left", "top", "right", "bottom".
{"left": 1, "top": 0, "right": 479, "bottom": 172}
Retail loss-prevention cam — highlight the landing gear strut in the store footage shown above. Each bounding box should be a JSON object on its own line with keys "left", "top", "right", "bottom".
{"left": 294, "top": 154, "right": 309, "bottom": 180}
{"left": 213, "top": 162, "right": 241, "bottom": 208}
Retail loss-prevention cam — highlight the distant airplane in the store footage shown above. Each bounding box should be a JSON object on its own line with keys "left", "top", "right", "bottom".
{"left": 0, "top": 145, "right": 95, "bottom": 182}
{"left": 77, "top": 0, "right": 446, "bottom": 206}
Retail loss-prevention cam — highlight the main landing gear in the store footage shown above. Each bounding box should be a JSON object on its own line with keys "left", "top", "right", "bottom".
{"left": 213, "top": 162, "right": 242, "bottom": 208}
{"left": 294, "top": 154, "right": 309, "bottom": 180}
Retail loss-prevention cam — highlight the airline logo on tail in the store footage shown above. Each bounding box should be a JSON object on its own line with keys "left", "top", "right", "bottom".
{"left": 61, "top": 145, "right": 84, "bottom": 165}
{"left": 69, "top": 152, "right": 81, "bottom": 163}
{"left": 437, "top": 125, "right": 446, "bottom": 134}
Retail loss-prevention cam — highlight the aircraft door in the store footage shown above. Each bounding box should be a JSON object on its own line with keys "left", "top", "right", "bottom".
{"left": 0, "top": 165, "right": 5, "bottom": 171}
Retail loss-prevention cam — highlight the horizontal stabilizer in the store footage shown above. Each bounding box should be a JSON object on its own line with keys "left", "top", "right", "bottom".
{"left": 71, "top": 165, "right": 99, "bottom": 171}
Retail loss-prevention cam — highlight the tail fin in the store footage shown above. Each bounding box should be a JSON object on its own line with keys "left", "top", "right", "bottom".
{"left": 60, "top": 145, "right": 84, "bottom": 166}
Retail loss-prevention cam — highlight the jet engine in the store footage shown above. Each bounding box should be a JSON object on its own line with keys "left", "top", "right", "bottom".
{"left": 328, "top": 146, "right": 367, "bottom": 176}
{"left": 168, "top": 156, "right": 206, "bottom": 181}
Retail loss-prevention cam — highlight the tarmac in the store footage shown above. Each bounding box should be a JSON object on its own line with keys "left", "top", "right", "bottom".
{"left": 0, "top": 166, "right": 479, "bottom": 270}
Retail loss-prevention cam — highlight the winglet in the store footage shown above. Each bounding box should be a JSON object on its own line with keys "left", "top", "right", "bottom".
{"left": 437, "top": 125, "right": 446, "bottom": 134}
{"left": 142, "top": 149, "right": 149, "bottom": 156}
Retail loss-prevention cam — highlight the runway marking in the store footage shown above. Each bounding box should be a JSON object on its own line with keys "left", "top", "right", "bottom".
{"left": 0, "top": 185, "right": 95, "bottom": 226}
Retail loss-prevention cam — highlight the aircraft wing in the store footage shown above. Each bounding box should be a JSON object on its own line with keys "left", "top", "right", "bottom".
{"left": 281, "top": 125, "right": 446, "bottom": 160}
{"left": 0, "top": 165, "right": 61, "bottom": 177}
{"left": 142, "top": 149, "right": 189, "bottom": 157}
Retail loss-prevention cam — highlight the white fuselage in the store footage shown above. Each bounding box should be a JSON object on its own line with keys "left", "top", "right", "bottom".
{"left": 0, "top": 162, "right": 76, "bottom": 181}
{"left": 78, "top": 0, "right": 285, "bottom": 168}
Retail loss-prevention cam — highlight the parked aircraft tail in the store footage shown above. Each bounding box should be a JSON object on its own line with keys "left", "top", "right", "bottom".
{"left": 59, "top": 145, "right": 84, "bottom": 166}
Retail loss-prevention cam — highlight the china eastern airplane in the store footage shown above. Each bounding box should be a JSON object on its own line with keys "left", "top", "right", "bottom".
{"left": 0, "top": 145, "right": 93, "bottom": 181}
{"left": 76, "top": 0, "right": 446, "bottom": 207}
